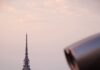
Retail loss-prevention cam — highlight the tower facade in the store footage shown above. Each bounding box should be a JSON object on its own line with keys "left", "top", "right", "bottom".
{"left": 22, "top": 34, "right": 31, "bottom": 70}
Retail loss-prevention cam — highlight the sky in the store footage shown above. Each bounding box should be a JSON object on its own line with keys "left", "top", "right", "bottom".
{"left": 0, "top": 0, "right": 100, "bottom": 70}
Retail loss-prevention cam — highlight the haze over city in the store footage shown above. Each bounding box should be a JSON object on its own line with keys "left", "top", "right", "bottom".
{"left": 0, "top": 0, "right": 100, "bottom": 70}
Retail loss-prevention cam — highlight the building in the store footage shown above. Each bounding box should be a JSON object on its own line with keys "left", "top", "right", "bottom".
{"left": 22, "top": 34, "right": 31, "bottom": 70}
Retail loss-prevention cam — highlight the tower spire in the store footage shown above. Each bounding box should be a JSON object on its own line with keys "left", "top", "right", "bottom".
{"left": 22, "top": 34, "right": 31, "bottom": 70}
{"left": 26, "top": 34, "right": 28, "bottom": 56}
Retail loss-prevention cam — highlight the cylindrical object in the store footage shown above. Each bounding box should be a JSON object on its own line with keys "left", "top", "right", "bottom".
{"left": 64, "top": 33, "right": 100, "bottom": 70}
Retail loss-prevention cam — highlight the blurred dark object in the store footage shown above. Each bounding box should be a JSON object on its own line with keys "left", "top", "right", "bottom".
{"left": 64, "top": 33, "right": 100, "bottom": 70}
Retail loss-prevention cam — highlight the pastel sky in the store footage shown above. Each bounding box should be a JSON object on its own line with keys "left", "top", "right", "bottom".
{"left": 0, "top": 0, "right": 100, "bottom": 70}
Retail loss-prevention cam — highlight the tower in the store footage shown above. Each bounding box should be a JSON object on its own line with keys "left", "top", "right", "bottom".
{"left": 22, "top": 34, "right": 31, "bottom": 70}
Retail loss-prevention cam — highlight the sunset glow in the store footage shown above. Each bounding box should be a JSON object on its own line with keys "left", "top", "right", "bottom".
{"left": 0, "top": 0, "right": 100, "bottom": 70}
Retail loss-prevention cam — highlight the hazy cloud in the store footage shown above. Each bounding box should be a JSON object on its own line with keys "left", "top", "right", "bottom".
{"left": 0, "top": 0, "right": 99, "bottom": 70}
{"left": 67, "top": 0, "right": 100, "bottom": 14}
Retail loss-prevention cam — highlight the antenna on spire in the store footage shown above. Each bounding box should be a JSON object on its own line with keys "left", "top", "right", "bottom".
{"left": 26, "top": 33, "right": 28, "bottom": 56}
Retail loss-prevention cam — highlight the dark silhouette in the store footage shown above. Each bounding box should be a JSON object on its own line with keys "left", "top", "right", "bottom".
{"left": 22, "top": 34, "right": 31, "bottom": 70}
{"left": 64, "top": 33, "right": 100, "bottom": 70}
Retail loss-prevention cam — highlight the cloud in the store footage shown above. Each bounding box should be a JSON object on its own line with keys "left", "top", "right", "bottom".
{"left": 1, "top": 4, "right": 17, "bottom": 14}
{"left": 0, "top": 0, "right": 9, "bottom": 6}
{"left": 67, "top": 0, "right": 100, "bottom": 14}
{"left": 0, "top": 0, "right": 17, "bottom": 14}
{"left": 80, "top": 0, "right": 100, "bottom": 13}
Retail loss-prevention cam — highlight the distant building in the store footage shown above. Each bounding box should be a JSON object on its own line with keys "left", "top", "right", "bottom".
{"left": 22, "top": 34, "right": 31, "bottom": 70}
